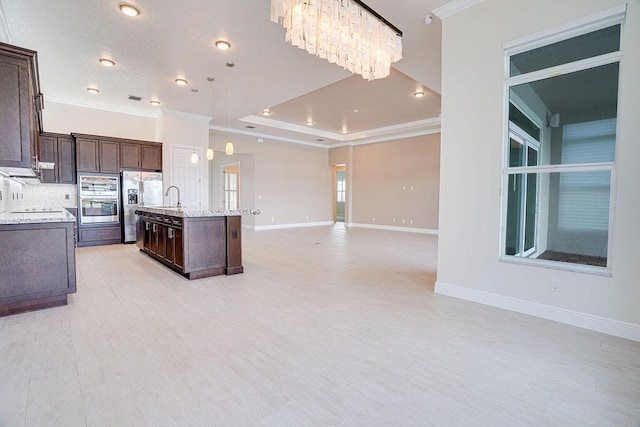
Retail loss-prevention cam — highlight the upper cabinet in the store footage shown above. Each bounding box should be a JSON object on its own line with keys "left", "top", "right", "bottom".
{"left": 0, "top": 42, "right": 43, "bottom": 169}
{"left": 73, "top": 133, "right": 162, "bottom": 173}
{"left": 38, "top": 133, "right": 76, "bottom": 184}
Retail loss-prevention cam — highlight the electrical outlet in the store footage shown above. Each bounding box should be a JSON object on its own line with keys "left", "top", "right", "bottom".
{"left": 306, "top": 215, "right": 309, "bottom": 220}
{"left": 372, "top": 217, "right": 375, "bottom": 222}
{"left": 392, "top": 218, "right": 396, "bottom": 223}
{"left": 551, "top": 279, "right": 560, "bottom": 292}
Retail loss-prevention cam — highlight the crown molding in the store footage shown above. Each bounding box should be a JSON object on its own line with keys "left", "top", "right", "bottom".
{"left": 157, "top": 109, "right": 212, "bottom": 122}
{"left": 45, "top": 95, "right": 158, "bottom": 118}
{"left": 0, "top": 1, "right": 12, "bottom": 43}
{"left": 240, "top": 115, "right": 441, "bottom": 144}
{"left": 240, "top": 115, "right": 341, "bottom": 141}
{"left": 432, "top": 0, "right": 483, "bottom": 19}
{"left": 208, "top": 125, "right": 330, "bottom": 149}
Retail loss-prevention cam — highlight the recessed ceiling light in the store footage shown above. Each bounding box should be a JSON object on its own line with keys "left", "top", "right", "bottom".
{"left": 413, "top": 91, "right": 425, "bottom": 98}
{"left": 175, "top": 78, "right": 188, "bottom": 86}
{"left": 99, "top": 58, "right": 115, "bottom": 67}
{"left": 118, "top": 3, "right": 140, "bottom": 17}
{"left": 262, "top": 109, "right": 271, "bottom": 116}
{"left": 341, "top": 129, "right": 348, "bottom": 134}
{"left": 149, "top": 100, "right": 161, "bottom": 106}
{"left": 215, "top": 40, "right": 231, "bottom": 50}
{"left": 353, "top": 109, "right": 359, "bottom": 113}
{"left": 306, "top": 120, "right": 314, "bottom": 126}
{"left": 86, "top": 87, "right": 100, "bottom": 94}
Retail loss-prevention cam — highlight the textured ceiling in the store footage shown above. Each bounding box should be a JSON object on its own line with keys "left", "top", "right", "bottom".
{"left": 0, "top": 0, "right": 447, "bottom": 145}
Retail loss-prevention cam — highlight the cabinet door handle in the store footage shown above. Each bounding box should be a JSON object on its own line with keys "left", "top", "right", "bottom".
{"left": 152, "top": 223, "right": 157, "bottom": 233}
{"left": 168, "top": 228, "right": 174, "bottom": 239}
{"left": 145, "top": 222, "right": 150, "bottom": 231}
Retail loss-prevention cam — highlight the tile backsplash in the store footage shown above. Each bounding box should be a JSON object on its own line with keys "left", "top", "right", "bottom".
{"left": 0, "top": 178, "right": 76, "bottom": 213}
{"left": 23, "top": 183, "right": 77, "bottom": 210}
{"left": 0, "top": 176, "right": 25, "bottom": 213}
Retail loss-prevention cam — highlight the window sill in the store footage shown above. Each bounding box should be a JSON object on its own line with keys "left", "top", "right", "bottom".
{"left": 499, "top": 255, "right": 612, "bottom": 277}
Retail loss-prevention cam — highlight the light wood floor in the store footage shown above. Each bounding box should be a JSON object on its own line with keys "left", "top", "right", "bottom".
{"left": 1, "top": 225, "right": 639, "bottom": 426}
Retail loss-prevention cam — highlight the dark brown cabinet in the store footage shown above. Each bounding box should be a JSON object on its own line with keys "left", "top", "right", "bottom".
{"left": 0, "top": 220, "right": 76, "bottom": 317}
{"left": 136, "top": 210, "right": 241, "bottom": 280}
{"left": 141, "top": 144, "right": 162, "bottom": 170}
{"left": 0, "top": 42, "right": 42, "bottom": 169}
{"left": 99, "top": 141, "right": 119, "bottom": 173}
{"left": 74, "top": 133, "right": 162, "bottom": 173}
{"left": 77, "top": 225, "right": 121, "bottom": 247}
{"left": 75, "top": 137, "right": 120, "bottom": 173}
{"left": 38, "top": 133, "right": 76, "bottom": 183}
{"left": 75, "top": 138, "right": 99, "bottom": 172}
{"left": 120, "top": 143, "right": 141, "bottom": 169}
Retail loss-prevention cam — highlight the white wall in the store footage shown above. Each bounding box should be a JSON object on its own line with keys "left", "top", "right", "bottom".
{"left": 156, "top": 111, "right": 211, "bottom": 208}
{"left": 209, "top": 132, "right": 333, "bottom": 228}
{"left": 436, "top": 0, "right": 640, "bottom": 339}
{"left": 43, "top": 101, "right": 156, "bottom": 141}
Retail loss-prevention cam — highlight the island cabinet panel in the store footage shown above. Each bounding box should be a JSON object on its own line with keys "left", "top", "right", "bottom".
{"left": 226, "top": 216, "right": 243, "bottom": 274}
{"left": 186, "top": 218, "right": 226, "bottom": 270}
{"left": 0, "top": 221, "right": 76, "bottom": 317}
{"left": 136, "top": 209, "right": 245, "bottom": 280}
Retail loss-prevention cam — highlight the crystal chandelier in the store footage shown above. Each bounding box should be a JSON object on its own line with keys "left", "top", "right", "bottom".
{"left": 270, "top": 0, "right": 402, "bottom": 81}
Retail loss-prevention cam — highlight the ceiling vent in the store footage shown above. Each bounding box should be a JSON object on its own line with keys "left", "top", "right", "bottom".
{"left": 245, "top": 125, "right": 255, "bottom": 129}
{"left": 128, "top": 95, "right": 142, "bottom": 101}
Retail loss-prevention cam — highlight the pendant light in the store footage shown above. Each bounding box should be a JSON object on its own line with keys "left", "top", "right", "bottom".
{"left": 190, "top": 88, "right": 199, "bottom": 164}
{"left": 225, "top": 62, "right": 234, "bottom": 156}
{"left": 206, "top": 77, "right": 215, "bottom": 160}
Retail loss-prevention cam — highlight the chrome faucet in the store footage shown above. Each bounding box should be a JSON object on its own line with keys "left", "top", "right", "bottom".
{"left": 165, "top": 185, "right": 182, "bottom": 208}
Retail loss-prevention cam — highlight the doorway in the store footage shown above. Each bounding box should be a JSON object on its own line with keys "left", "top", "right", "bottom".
{"left": 221, "top": 162, "right": 240, "bottom": 210}
{"left": 334, "top": 165, "right": 346, "bottom": 222}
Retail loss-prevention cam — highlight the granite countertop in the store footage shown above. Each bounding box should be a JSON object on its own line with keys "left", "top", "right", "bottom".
{"left": 136, "top": 206, "right": 261, "bottom": 218}
{"left": 0, "top": 209, "right": 77, "bottom": 224}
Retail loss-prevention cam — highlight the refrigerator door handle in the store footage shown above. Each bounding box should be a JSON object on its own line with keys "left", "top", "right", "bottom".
{"left": 139, "top": 181, "right": 144, "bottom": 206}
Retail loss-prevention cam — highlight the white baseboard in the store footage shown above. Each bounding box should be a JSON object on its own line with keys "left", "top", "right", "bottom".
{"left": 254, "top": 221, "right": 334, "bottom": 231}
{"left": 435, "top": 281, "right": 640, "bottom": 342}
{"left": 242, "top": 224, "right": 255, "bottom": 230}
{"left": 349, "top": 222, "right": 438, "bottom": 235}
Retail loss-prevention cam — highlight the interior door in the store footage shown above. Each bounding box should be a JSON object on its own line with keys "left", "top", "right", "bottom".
{"left": 171, "top": 147, "right": 202, "bottom": 208}
{"left": 221, "top": 163, "right": 240, "bottom": 210}
{"left": 334, "top": 166, "right": 346, "bottom": 222}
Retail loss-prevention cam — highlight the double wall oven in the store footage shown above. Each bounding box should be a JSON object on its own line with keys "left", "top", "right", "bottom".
{"left": 78, "top": 174, "right": 120, "bottom": 225}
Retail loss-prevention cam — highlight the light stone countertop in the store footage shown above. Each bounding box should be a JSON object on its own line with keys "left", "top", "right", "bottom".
{"left": 135, "top": 206, "right": 261, "bottom": 218}
{"left": 0, "top": 209, "right": 76, "bottom": 224}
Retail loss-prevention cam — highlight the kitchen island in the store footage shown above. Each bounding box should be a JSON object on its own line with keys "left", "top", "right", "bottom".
{"left": 0, "top": 209, "right": 77, "bottom": 316}
{"left": 135, "top": 206, "right": 259, "bottom": 280}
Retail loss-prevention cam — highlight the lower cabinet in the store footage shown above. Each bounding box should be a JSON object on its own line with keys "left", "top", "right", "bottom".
{"left": 0, "top": 221, "right": 76, "bottom": 316}
{"left": 137, "top": 211, "right": 241, "bottom": 280}
{"left": 77, "top": 225, "right": 121, "bottom": 247}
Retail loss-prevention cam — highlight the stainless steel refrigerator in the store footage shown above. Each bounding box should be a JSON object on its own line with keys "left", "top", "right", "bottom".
{"left": 121, "top": 171, "right": 163, "bottom": 243}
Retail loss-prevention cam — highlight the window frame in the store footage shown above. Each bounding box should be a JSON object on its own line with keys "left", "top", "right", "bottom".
{"left": 499, "top": 5, "right": 626, "bottom": 276}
